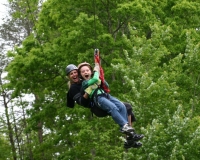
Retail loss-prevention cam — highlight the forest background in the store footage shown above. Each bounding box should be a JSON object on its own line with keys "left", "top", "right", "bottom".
{"left": 1, "top": 0, "right": 200, "bottom": 159}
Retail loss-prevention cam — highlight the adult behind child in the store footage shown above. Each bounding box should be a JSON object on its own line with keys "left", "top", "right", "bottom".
{"left": 66, "top": 64, "right": 134, "bottom": 121}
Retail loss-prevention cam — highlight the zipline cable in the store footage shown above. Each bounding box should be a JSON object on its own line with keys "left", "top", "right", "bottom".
{"left": 93, "top": 0, "right": 97, "bottom": 49}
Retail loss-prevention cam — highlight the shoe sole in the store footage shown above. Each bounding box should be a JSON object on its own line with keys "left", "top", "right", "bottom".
{"left": 127, "top": 135, "right": 144, "bottom": 141}
{"left": 124, "top": 142, "right": 142, "bottom": 149}
{"left": 121, "top": 129, "right": 134, "bottom": 135}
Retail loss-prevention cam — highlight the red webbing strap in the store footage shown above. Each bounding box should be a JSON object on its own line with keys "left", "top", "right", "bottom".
{"left": 94, "top": 49, "right": 110, "bottom": 93}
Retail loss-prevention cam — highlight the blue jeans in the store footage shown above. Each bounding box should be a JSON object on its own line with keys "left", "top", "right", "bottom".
{"left": 97, "top": 94, "right": 128, "bottom": 128}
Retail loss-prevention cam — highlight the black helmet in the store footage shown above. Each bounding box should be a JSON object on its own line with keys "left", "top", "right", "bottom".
{"left": 66, "top": 64, "right": 78, "bottom": 75}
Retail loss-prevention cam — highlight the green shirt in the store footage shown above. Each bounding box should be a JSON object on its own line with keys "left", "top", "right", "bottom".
{"left": 84, "top": 72, "right": 103, "bottom": 98}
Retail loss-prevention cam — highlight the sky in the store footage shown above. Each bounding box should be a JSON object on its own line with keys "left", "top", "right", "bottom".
{"left": 0, "top": 0, "right": 8, "bottom": 25}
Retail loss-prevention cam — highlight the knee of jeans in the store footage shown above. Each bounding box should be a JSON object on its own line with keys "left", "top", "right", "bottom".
{"left": 110, "top": 106, "right": 119, "bottom": 113}
{"left": 118, "top": 103, "right": 125, "bottom": 110}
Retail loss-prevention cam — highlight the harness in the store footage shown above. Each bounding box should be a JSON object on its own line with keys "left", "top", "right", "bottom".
{"left": 90, "top": 86, "right": 110, "bottom": 117}
{"left": 92, "top": 87, "right": 107, "bottom": 104}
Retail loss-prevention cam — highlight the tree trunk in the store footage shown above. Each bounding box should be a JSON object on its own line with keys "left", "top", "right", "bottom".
{"left": 12, "top": 106, "right": 22, "bottom": 160}
{"left": 3, "top": 92, "right": 17, "bottom": 160}
{"left": 22, "top": 107, "right": 34, "bottom": 160}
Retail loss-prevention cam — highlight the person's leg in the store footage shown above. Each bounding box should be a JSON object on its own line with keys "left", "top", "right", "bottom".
{"left": 128, "top": 115, "right": 132, "bottom": 126}
{"left": 97, "top": 96, "right": 127, "bottom": 128}
{"left": 123, "top": 102, "right": 133, "bottom": 126}
{"left": 105, "top": 95, "right": 136, "bottom": 133}
{"left": 123, "top": 102, "right": 136, "bottom": 126}
{"left": 108, "top": 95, "right": 129, "bottom": 123}
{"left": 122, "top": 102, "right": 144, "bottom": 149}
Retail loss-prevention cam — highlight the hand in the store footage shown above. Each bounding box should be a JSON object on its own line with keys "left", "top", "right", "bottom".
{"left": 83, "top": 93, "right": 89, "bottom": 99}
{"left": 94, "top": 55, "right": 100, "bottom": 63}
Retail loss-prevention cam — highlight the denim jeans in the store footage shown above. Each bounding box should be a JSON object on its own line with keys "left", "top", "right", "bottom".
{"left": 97, "top": 94, "right": 128, "bottom": 128}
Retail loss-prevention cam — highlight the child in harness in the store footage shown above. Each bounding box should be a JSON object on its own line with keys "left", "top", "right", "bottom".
{"left": 78, "top": 62, "right": 134, "bottom": 134}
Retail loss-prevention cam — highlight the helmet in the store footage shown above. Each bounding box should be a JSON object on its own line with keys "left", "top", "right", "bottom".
{"left": 77, "top": 62, "right": 92, "bottom": 73}
{"left": 66, "top": 64, "right": 78, "bottom": 75}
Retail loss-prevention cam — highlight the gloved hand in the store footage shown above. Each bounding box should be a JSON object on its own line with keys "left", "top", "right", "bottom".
{"left": 94, "top": 54, "right": 100, "bottom": 63}
{"left": 82, "top": 80, "right": 89, "bottom": 90}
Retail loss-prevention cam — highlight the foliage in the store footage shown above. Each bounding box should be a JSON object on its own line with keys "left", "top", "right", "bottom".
{"left": 1, "top": 0, "right": 200, "bottom": 159}
{"left": 0, "top": 135, "right": 12, "bottom": 159}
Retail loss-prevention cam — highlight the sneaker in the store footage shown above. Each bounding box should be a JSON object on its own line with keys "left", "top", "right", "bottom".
{"left": 124, "top": 141, "right": 142, "bottom": 149}
{"left": 121, "top": 124, "right": 134, "bottom": 134}
{"left": 127, "top": 132, "right": 144, "bottom": 141}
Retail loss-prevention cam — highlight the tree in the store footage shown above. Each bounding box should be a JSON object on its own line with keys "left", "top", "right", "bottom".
{"left": 3, "top": 0, "right": 200, "bottom": 159}
{"left": 1, "top": 0, "right": 45, "bottom": 159}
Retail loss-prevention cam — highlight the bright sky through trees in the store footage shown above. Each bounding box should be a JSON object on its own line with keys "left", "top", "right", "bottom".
{"left": 0, "top": 0, "right": 8, "bottom": 24}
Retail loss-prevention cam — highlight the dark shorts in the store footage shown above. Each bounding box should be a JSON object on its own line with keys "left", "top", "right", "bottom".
{"left": 123, "top": 102, "right": 136, "bottom": 122}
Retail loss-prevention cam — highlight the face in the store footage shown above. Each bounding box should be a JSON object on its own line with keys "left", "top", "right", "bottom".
{"left": 80, "top": 65, "right": 92, "bottom": 80}
{"left": 69, "top": 70, "right": 79, "bottom": 83}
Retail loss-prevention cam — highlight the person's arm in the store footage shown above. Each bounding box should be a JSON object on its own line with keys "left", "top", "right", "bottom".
{"left": 83, "top": 92, "right": 89, "bottom": 99}
{"left": 73, "top": 92, "right": 90, "bottom": 107}
{"left": 67, "top": 91, "right": 75, "bottom": 108}
{"left": 67, "top": 84, "right": 90, "bottom": 108}
{"left": 81, "top": 72, "right": 100, "bottom": 96}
